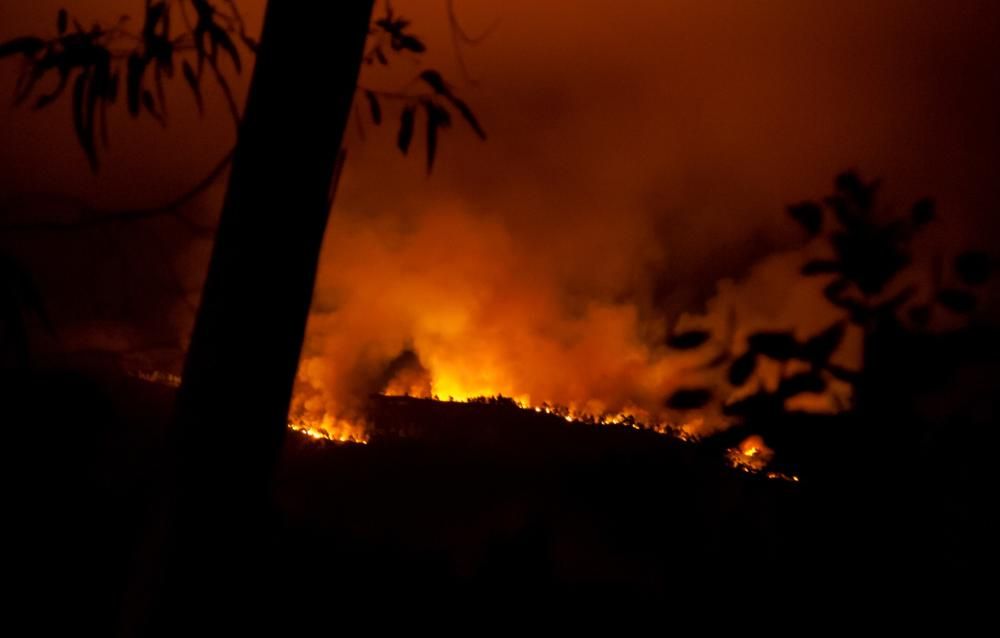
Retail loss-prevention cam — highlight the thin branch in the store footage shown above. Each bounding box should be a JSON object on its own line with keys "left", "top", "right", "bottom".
{"left": 207, "top": 58, "right": 241, "bottom": 125}
{"left": 220, "top": 0, "right": 259, "bottom": 51}
{"left": 0, "top": 148, "right": 234, "bottom": 234}
{"left": 446, "top": 0, "right": 500, "bottom": 85}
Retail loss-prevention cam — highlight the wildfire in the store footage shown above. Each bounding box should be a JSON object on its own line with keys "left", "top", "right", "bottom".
{"left": 386, "top": 387, "right": 699, "bottom": 440}
{"left": 130, "top": 367, "right": 369, "bottom": 444}
{"left": 287, "top": 419, "right": 368, "bottom": 444}
{"left": 129, "top": 368, "right": 797, "bottom": 481}
{"left": 726, "top": 434, "right": 799, "bottom": 482}
{"left": 132, "top": 369, "right": 182, "bottom": 388}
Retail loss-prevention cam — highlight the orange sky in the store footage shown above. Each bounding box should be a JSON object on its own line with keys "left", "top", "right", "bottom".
{"left": 3, "top": 1, "right": 998, "bottom": 273}
{"left": 1, "top": 1, "right": 998, "bottom": 423}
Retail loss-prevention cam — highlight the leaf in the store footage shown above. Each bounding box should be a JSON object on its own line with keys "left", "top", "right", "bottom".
{"left": 801, "top": 259, "right": 841, "bottom": 276}
{"left": 108, "top": 71, "right": 119, "bottom": 103}
{"left": 937, "top": 289, "right": 977, "bottom": 314}
{"left": 182, "top": 60, "right": 203, "bottom": 114}
{"left": 397, "top": 105, "right": 415, "bottom": 155}
{"left": 788, "top": 201, "right": 823, "bottom": 236}
{"left": 153, "top": 64, "right": 167, "bottom": 120}
{"left": 419, "top": 69, "right": 449, "bottom": 94}
{"left": 823, "top": 277, "right": 849, "bottom": 303}
{"left": 213, "top": 28, "right": 241, "bottom": 72}
{"left": 93, "top": 49, "right": 112, "bottom": 98}
{"left": 834, "top": 171, "right": 878, "bottom": 210}
{"left": 141, "top": 88, "right": 164, "bottom": 125}
{"left": 822, "top": 278, "right": 868, "bottom": 323}
{"left": 143, "top": 2, "right": 167, "bottom": 39}
{"left": 447, "top": 95, "right": 486, "bottom": 140}
{"left": 32, "top": 71, "right": 69, "bottom": 110}
{"left": 398, "top": 35, "right": 426, "bottom": 53}
{"left": 778, "top": 372, "right": 826, "bottom": 398}
{"left": 153, "top": 39, "right": 175, "bottom": 77}
{"left": 955, "top": 251, "right": 990, "bottom": 286}
{"left": 747, "top": 331, "right": 799, "bottom": 361}
{"left": 58, "top": 9, "right": 68, "bottom": 35}
{"left": 723, "top": 391, "right": 782, "bottom": 418}
{"left": 908, "top": 305, "right": 931, "bottom": 328}
{"left": 0, "top": 36, "right": 46, "bottom": 60}
{"left": 665, "top": 388, "right": 712, "bottom": 410}
{"left": 667, "top": 330, "right": 711, "bottom": 349}
{"left": 424, "top": 101, "right": 451, "bottom": 173}
{"left": 702, "top": 351, "right": 731, "bottom": 370}
{"left": 825, "top": 364, "right": 860, "bottom": 385}
{"left": 365, "top": 90, "right": 381, "bottom": 125}
{"left": 802, "top": 321, "right": 846, "bottom": 365}
{"left": 85, "top": 63, "right": 99, "bottom": 155}
{"left": 33, "top": 91, "right": 60, "bottom": 110}
{"left": 126, "top": 52, "right": 146, "bottom": 116}
{"left": 911, "top": 197, "right": 935, "bottom": 227}
{"left": 876, "top": 285, "right": 917, "bottom": 314}
{"left": 728, "top": 351, "right": 757, "bottom": 386}
{"left": 72, "top": 69, "right": 97, "bottom": 170}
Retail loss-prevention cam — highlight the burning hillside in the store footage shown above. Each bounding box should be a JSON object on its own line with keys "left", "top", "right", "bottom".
{"left": 130, "top": 365, "right": 794, "bottom": 480}
{"left": 287, "top": 207, "right": 860, "bottom": 448}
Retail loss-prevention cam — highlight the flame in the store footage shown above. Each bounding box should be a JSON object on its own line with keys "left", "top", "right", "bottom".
{"left": 287, "top": 417, "right": 368, "bottom": 445}
{"left": 129, "top": 368, "right": 369, "bottom": 444}
{"left": 382, "top": 389, "right": 700, "bottom": 440}
{"left": 131, "top": 369, "right": 182, "bottom": 388}
{"left": 129, "top": 368, "right": 796, "bottom": 481}
{"left": 725, "top": 434, "right": 798, "bottom": 482}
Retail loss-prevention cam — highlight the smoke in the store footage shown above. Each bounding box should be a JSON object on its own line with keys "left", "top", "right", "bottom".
{"left": 291, "top": 203, "right": 698, "bottom": 427}
{"left": 290, "top": 196, "right": 869, "bottom": 433}
{"left": 1, "top": 1, "right": 997, "bottom": 432}
{"left": 288, "top": 0, "right": 999, "bottom": 433}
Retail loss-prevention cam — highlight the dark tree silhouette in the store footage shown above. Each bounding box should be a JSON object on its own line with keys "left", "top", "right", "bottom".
{"left": 156, "top": 3, "right": 377, "bottom": 630}
{"left": 664, "top": 171, "right": 993, "bottom": 473}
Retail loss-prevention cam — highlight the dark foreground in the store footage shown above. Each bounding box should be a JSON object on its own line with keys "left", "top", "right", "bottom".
{"left": 5, "top": 365, "right": 990, "bottom": 633}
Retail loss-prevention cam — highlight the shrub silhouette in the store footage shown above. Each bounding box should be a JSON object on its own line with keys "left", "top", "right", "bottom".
{"left": 667, "top": 171, "right": 992, "bottom": 459}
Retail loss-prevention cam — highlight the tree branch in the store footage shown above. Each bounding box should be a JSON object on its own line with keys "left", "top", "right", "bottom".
{"left": 0, "top": 148, "right": 234, "bottom": 235}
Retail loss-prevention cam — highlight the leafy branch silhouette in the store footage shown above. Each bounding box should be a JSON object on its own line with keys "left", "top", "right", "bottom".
{"left": 0, "top": 0, "right": 486, "bottom": 176}
{"left": 664, "top": 171, "right": 992, "bottom": 421}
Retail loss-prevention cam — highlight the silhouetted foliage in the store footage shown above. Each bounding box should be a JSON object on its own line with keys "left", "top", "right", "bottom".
{"left": 746, "top": 331, "right": 798, "bottom": 361}
{"left": 936, "top": 288, "right": 977, "bottom": 314}
{"left": 397, "top": 104, "right": 416, "bottom": 154}
{"left": 801, "top": 321, "right": 846, "bottom": 365}
{"left": 691, "top": 171, "right": 993, "bottom": 434}
{"left": 727, "top": 351, "right": 757, "bottom": 386}
{"left": 0, "top": 0, "right": 485, "bottom": 172}
{"left": 790, "top": 171, "right": 989, "bottom": 332}
{"left": 955, "top": 251, "right": 991, "bottom": 286}
{"left": 667, "top": 329, "right": 711, "bottom": 350}
{"left": 666, "top": 387, "right": 713, "bottom": 410}
{"left": 788, "top": 201, "right": 823, "bottom": 236}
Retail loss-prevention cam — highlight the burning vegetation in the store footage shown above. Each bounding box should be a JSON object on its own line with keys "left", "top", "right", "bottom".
{"left": 131, "top": 362, "right": 804, "bottom": 480}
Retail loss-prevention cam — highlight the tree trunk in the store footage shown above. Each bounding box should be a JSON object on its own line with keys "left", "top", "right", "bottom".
{"left": 137, "top": 1, "right": 375, "bottom": 633}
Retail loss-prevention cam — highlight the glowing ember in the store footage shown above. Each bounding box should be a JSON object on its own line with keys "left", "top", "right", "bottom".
{"left": 130, "top": 368, "right": 796, "bottom": 481}
{"left": 130, "top": 368, "right": 368, "bottom": 444}
{"left": 287, "top": 419, "right": 368, "bottom": 444}
{"left": 131, "top": 369, "right": 182, "bottom": 388}
{"left": 727, "top": 434, "right": 773, "bottom": 472}
{"left": 725, "top": 434, "right": 798, "bottom": 482}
